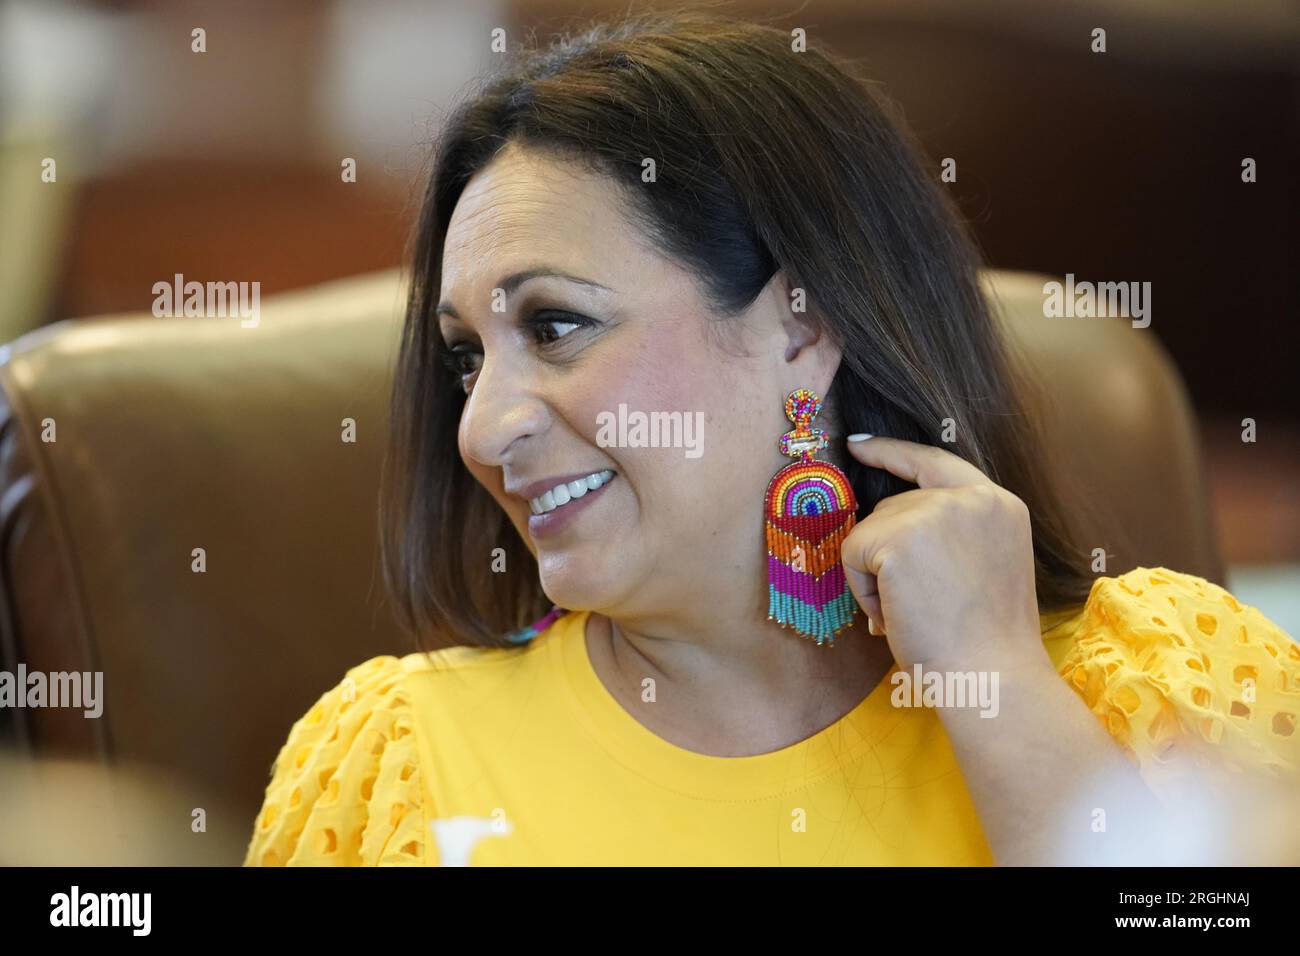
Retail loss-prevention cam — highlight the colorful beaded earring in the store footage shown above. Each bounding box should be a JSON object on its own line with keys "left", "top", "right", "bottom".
{"left": 763, "top": 388, "right": 860, "bottom": 645}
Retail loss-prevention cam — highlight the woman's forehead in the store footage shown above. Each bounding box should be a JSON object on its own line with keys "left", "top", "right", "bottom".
{"left": 441, "top": 151, "right": 679, "bottom": 310}
{"left": 453, "top": 147, "right": 614, "bottom": 236}
{"left": 443, "top": 155, "right": 626, "bottom": 290}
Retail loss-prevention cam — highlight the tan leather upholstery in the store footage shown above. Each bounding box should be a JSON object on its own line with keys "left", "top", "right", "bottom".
{"left": 0, "top": 268, "right": 1222, "bottom": 863}
{"left": 980, "top": 270, "right": 1222, "bottom": 586}
{"left": 0, "top": 271, "right": 407, "bottom": 861}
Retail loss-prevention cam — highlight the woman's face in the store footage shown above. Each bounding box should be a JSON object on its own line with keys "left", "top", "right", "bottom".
{"left": 437, "top": 142, "right": 839, "bottom": 620}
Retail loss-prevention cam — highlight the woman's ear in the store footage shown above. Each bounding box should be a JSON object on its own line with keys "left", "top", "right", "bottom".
{"left": 773, "top": 271, "right": 842, "bottom": 388}
{"left": 773, "top": 270, "right": 814, "bottom": 361}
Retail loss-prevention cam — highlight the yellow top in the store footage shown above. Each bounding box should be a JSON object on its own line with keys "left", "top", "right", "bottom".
{"left": 244, "top": 566, "right": 1299, "bottom": 866}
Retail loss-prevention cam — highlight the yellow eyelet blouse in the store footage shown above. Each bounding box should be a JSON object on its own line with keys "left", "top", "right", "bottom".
{"left": 244, "top": 567, "right": 1299, "bottom": 866}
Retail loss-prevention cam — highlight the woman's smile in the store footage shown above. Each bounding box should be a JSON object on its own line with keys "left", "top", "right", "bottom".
{"left": 524, "top": 469, "right": 618, "bottom": 538}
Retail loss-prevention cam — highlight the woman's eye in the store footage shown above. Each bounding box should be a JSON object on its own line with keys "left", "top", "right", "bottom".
{"left": 528, "top": 310, "right": 591, "bottom": 346}
{"left": 437, "top": 311, "right": 594, "bottom": 391}
{"left": 439, "top": 346, "right": 481, "bottom": 379}
{"left": 536, "top": 320, "right": 579, "bottom": 344}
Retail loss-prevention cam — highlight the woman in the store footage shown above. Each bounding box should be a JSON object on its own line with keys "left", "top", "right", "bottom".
{"left": 244, "top": 11, "right": 1298, "bottom": 866}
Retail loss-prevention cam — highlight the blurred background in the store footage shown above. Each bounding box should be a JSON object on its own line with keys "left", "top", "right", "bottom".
{"left": 0, "top": 0, "right": 1296, "bottom": 864}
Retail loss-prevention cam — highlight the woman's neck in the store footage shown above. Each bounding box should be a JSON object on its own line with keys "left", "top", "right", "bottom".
{"left": 583, "top": 608, "right": 895, "bottom": 757}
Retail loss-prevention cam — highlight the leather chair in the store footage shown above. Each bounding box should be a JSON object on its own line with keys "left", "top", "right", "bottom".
{"left": 0, "top": 268, "right": 1223, "bottom": 864}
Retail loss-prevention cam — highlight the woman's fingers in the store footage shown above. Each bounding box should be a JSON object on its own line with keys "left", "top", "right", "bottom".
{"left": 840, "top": 436, "right": 991, "bottom": 637}
{"left": 843, "top": 506, "right": 915, "bottom": 635}
{"left": 845, "top": 435, "right": 991, "bottom": 489}
{"left": 843, "top": 563, "right": 884, "bottom": 636}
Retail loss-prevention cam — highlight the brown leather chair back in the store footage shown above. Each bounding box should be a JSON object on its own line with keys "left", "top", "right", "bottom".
{"left": 0, "top": 268, "right": 1222, "bottom": 863}
{"left": 0, "top": 272, "right": 408, "bottom": 861}
{"left": 981, "top": 270, "right": 1221, "bottom": 585}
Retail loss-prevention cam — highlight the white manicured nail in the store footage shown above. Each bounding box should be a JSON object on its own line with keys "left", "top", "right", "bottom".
{"left": 847, "top": 433, "right": 874, "bottom": 442}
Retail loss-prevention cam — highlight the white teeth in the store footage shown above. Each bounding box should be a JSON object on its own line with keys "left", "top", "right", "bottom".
{"left": 529, "top": 470, "right": 614, "bottom": 515}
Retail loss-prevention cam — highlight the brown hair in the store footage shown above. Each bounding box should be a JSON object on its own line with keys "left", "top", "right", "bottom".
{"left": 380, "top": 8, "right": 1094, "bottom": 648}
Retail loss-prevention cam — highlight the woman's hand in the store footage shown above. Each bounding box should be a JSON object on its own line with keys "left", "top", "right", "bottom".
{"left": 840, "top": 435, "right": 1047, "bottom": 674}
{"left": 839, "top": 437, "right": 1180, "bottom": 865}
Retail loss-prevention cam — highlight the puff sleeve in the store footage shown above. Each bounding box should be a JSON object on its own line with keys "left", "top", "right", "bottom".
{"left": 243, "top": 656, "right": 431, "bottom": 866}
{"left": 1056, "top": 567, "right": 1299, "bottom": 797}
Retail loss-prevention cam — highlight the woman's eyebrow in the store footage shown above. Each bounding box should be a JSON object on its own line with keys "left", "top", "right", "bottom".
{"left": 436, "top": 267, "right": 615, "bottom": 320}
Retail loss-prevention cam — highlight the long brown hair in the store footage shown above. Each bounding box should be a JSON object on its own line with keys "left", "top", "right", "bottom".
{"left": 380, "top": 8, "right": 1094, "bottom": 649}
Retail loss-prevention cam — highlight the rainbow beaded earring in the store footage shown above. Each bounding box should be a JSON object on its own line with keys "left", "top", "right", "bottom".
{"left": 763, "top": 388, "right": 860, "bottom": 646}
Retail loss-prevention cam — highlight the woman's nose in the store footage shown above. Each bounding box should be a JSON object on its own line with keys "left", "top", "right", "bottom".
{"left": 458, "top": 354, "right": 549, "bottom": 468}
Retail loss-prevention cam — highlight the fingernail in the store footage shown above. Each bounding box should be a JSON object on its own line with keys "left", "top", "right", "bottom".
{"left": 847, "top": 433, "right": 874, "bottom": 442}
{"left": 867, "top": 616, "right": 880, "bottom": 636}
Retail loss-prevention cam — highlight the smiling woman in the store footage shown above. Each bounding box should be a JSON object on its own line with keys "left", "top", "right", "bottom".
{"left": 243, "top": 9, "right": 1299, "bottom": 867}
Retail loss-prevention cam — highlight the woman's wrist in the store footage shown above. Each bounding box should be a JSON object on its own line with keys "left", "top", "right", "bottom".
{"left": 918, "top": 621, "right": 1055, "bottom": 682}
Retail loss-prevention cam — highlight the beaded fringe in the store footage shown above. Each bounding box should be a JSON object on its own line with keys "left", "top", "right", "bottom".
{"left": 765, "top": 509, "right": 858, "bottom": 645}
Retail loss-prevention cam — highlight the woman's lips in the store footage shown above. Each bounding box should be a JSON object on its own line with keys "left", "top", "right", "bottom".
{"left": 527, "top": 474, "right": 616, "bottom": 539}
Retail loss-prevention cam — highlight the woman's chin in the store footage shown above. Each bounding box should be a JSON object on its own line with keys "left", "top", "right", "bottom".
{"left": 537, "top": 558, "right": 621, "bottom": 612}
